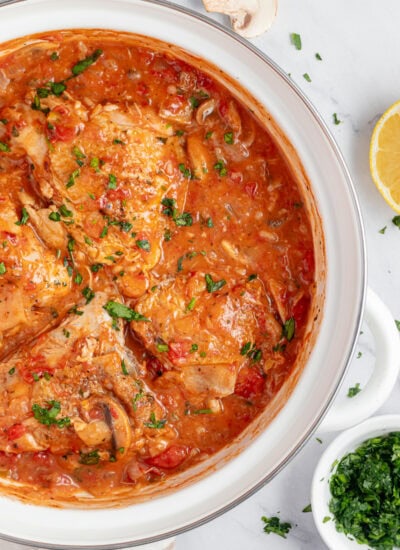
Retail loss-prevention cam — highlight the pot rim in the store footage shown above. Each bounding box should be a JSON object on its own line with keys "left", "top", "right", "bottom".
{"left": 0, "top": 1, "right": 367, "bottom": 548}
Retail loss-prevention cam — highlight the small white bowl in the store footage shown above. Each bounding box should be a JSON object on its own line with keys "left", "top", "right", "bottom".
{"left": 311, "top": 414, "right": 400, "bottom": 550}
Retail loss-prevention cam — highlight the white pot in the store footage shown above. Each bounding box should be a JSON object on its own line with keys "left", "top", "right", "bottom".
{"left": 0, "top": 1, "right": 398, "bottom": 548}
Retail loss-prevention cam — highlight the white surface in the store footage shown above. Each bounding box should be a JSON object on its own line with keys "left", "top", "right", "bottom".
{"left": 0, "top": 0, "right": 399, "bottom": 549}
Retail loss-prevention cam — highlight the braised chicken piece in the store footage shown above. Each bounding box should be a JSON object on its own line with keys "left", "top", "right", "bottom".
{"left": 133, "top": 272, "right": 282, "bottom": 398}
{"left": 5, "top": 97, "right": 190, "bottom": 299}
{"left": 0, "top": 293, "right": 169, "bottom": 468}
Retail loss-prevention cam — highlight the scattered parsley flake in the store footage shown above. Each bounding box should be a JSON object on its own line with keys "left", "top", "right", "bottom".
{"left": 290, "top": 32, "right": 302, "bottom": 50}
{"left": 347, "top": 383, "right": 361, "bottom": 397}
{"left": 303, "top": 73, "right": 312, "bottom": 82}
{"left": 261, "top": 516, "right": 292, "bottom": 538}
{"left": 333, "top": 113, "right": 342, "bottom": 125}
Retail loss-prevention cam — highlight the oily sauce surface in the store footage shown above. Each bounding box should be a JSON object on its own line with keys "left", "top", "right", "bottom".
{"left": 0, "top": 31, "right": 315, "bottom": 504}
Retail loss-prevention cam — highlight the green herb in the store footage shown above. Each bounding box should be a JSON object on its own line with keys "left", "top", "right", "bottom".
{"left": 205, "top": 131, "right": 213, "bottom": 140}
{"left": 132, "top": 388, "right": 145, "bottom": 411}
{"left": 71, "top": 49, "right": 103, "bottom": 76}
{"left": 205, "top": 273, "right": 226, "bottom": 293}
{"left": 205, "top": 217, "right": 213, "bottom": 228}
{"left": 82, "top": 286, "right": 95, "bottom": 304}
{"left": 113, "top": 138, "right": 125, "bottom": 145}
{"left": 99, "top": 225, "right": 108, "bottom": 238}
{"left": 90, "top": 263, "right": 103, "bottom": 273}
{"left": 49, "top": 211, "right": 61, "bottom": 222}
{"left": 329, "top": 432, "right": 400, "bottom": 548}
{"left": 247, "top": 274, "right": 257, "bottom": 281}
{"left": 174, "top": 212, "right": 193, "bottom": 226}
{"left": 189, "top": 96, "right": 200, "bottom": 109}
{"left": 190, "top": 343, "right": 198, "bottom": 353}
{"left": 347, "top": 383, "right": 361, "bottom": 397}
{"left": 0, "top": 119, "right": 8, "bottom": 125}
{"left": 290, "top": 32, "right": 302, "bottom": 50}
{"left": 379, "top": 226, "right": 387, "bottom": 234}
{"left": 357, "top": 351, "right": 362, "bottom": 359}
{"left": 68, "top": 305, "right": 83, "bottom": 316}
{"left": 119, "top": 221, "right": 133, "bottom": 233}
{"left": 121, "top": 359, "right": 129, "bottom": 375}
{"left": 59, "top": 204, "right": 73, "bottom": 218}
{"left": 74, "top": 272, "right": 83, "bottom": 285}
{"left": 108, "top": 174, "right": 117, "bottom": 189}
{"left": 32, "top": 400, "right": 70, "bottom": 428}
{"left": 315, "top": 52, "right": 322, "bottom": 60}
{"left": 175, "top": 130, "right": 184, "bottom": 137}
{"left": 186, "top": 297, "right": 196, "bottom": 311}
{"left": 164, "top": 228, "right": 172, "bottom": 242}
{"left": 316, "top": 437, "right": 323, "bottom": 444}
{"left": 8, "top": 367, "right": 15, "bottom": 375}
{"left": 322, "top": 516, "right": 331, "bottom": 524}
{"left": 156, "top": 343, "right": 169, "bottom": 353}
{"left": 66, "top": 169, "right": 80, "bottom": 188}
{"left": 214, "top": 160, "right": 227, "bottom": 176}
{"left": 32, "top": 373, "right": 40, "bottom": 382}
{"left": 103, "top": 300, "right": 150, "bottom": 322}
{"left": 157, "top": 136, "right": 167, "bottom": 144}
{"left": 192, "top": 408, "right": 213, "bottom": 415}
{"left": 50, "top": 52, "right": 59, "bottom": 61}
{"left": 392, "top": 215, "right": 400, "bottom": 228}
{"left": 15, "top": 207, "right": 29, "bottom": 226}
{"left": 302, "top": 504, "right": 312, "bottom": 513}
{"left": 303, "top": 73, "right": 312, "bottom": 82}
{"left": 0, "top": 262, "right": 6, "bottom": 275}
{"left": 333, "top": 113, "right": 342, "bottom": 125}
{"left": 240, "top": 342, "right": 262, "bottom": 362}
{"left": 79, "top": 449, "right": 100, "bottom": 465}
{"left": 62, "top": 329, "right": 70, "bottom": 338}
{"left": 199, "top": 351, "right": 207, "bottom": 358}
{"left": 178, "top": 163, "right": 192, "bottom": 179}
{"left": 0, "top": 142, "right": 10, "bottom": 152}
{"left": 224, "top": 132, "right": 234, "bottom": 144}
{"left": 90, "top": 157, "right": 100, "bottom": 171}
{"left": 136, "top": 239, "right": 151, "bottom": 251}
{"left": 144, "top": 412, "right": 167, "bottom": 429}
{"left": 161, "top": 197, "right": 192, "bottom": 227}
{"left": 395, "top": 320, "right": 400, "bottom": 331}
{"left": 261, "top": 516, "right": 292, "bottom": 538}
{"left": 272, "top": 342, "right": 286, "bottom": 353}
{"left": 282, "top": 317, "right": 295, "bottom": 341}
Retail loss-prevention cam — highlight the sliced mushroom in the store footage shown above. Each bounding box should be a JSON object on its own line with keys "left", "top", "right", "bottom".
{"left": 75, "top": 396, "right": 132, "bottom": 454}
{"left": 202, "top": 0, "right": 278, "bottom": 38}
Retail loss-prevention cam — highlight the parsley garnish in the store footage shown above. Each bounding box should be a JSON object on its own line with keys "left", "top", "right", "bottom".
{"left": 49, "top": 211, "right": 61, "bottom": 222}
{"left": 71, "top": 49, "right": 103, "bottom": 76}
{"left": 156, "top": 343, "right": 169, "bottom": 353}
{"left": 186, "top": 297, "right": 196, "bottom": 311}
{"left": 161, "top": 197, "right": 193, "bottom": 227}
{"left": 0, "top": 262, "right": 6, "bottom": 275}
{"left": 303, "top": 73, "right": 311, "bottom": 82}
{"left": 205, "top": 273, "right": 226, "bottom": 293}
{"left": 136, "top": 239, "right": 151, "bottom": 251}
{"left": 82, "top": 286, "right": 95, "bottom": 304}
{"left": 392, "top": 215, "right": 400, "bottom": 228}
{"left": 121, "top": 359, "right": 129, "bottom": 375}
{"left": 68, "top": 305, "right": 83, "bottom": 316}
{"left": 50, "top": 52, "right": 59, "bottom": 61}
{"left": 0, "top": 142, "right": 10, "bottom": 152}
{"left": 8, "top": 367, "right": 15, "bottom": 375}
{"left": 347, "top": 383, "right": 362, "bottom": 397}
{"left": 261, "top": 516, "right": 292, "bottom": 538}
{"left": 302, "top": 504, "right": 312, "bottom": 513}
{"left": 214, "top": 160, "right": 227, "bottom": 176}
{"left": 379, "top": 226, "right": 387, "bottom": 234}
{"left": 66, "top": 169, "right": 80, "bottom": 188}
{"left": 32, "top": 400, "right": 70, "bottom": 428}
{"left": 224, "top": 132, "right": 234, "bottom": 144}
{"left": 282, "top": 318, "right": 295, "bottom": 341}
{"left": 290, "top": 32, "right": 302, "bottom": 50}
{"left": 103, "top": 300, "right": 150, "bottom": 322}
{"left": 240, "top": 342, "right": 262, "bottom": 362}
{"left": 333, "top": 113, "right": 342, "bottom": 125}
{"left": 315, "top": 52, "right": 322, "bottom": 60}
{"left": 108, "top": 174, "right": 117, "bottom": 189}
{"left": 144, "top": 412, "right": 167, "bottom": 429}
{"left": 15, "top": 207, "right": 29, "bottom": 226}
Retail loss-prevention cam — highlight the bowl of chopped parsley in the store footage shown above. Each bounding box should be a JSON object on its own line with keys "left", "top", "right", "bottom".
{"left": 311, "top": 415, "right": 400, "bottom": 549}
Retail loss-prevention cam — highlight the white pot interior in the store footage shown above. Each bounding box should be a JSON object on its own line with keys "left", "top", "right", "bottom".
{"left": 0, "top": 0, "right": 366, "bottom": 547}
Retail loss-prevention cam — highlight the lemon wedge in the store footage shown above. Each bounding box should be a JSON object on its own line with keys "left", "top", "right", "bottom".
{"left": 370, "top": 99, "right": 400, "bottom": 212}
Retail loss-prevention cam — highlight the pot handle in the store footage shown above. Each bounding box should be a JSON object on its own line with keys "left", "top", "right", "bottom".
{"left": 318, "top": 287, "right": 400, "bottom": 433}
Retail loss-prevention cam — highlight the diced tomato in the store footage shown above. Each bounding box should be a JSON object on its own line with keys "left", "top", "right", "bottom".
{"left": 244, "top": 181, "right": 258, "bottom": 198}
{"left": 292, "top": 294, "right": 310, "bottom": 327}
{"left": 50, "top": 124, "right": 76, "bottom": 143}
{"left": 145, "top": 445, "right": 189, "bottom": 469}
{"left": 146, "top": 356, "right": 167, "bottom": 379}
{"left": 234, "top": 366, "right": 265, "bottom": 399}
{"left": 167, "top": 341, "right": 189, "bottom": 365}
{"left": 7, "top": 423, "right": 26, "bottom": 441}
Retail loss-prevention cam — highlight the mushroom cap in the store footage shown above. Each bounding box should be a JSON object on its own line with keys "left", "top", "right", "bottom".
{"left": 203, "top": 0, "right": 278, "bottom": 38}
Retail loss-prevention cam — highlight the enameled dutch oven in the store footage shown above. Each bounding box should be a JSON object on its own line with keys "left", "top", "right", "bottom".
{"left": 0, "top": 1, "right": 398, "bottom": 548}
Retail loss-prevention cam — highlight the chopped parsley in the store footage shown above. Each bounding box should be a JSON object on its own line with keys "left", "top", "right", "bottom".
{"left": 62, "top": 329, "right": 70, "bottom": 338}
{"left": 290, "top": 32, "right": 302, "bottom": 50}
{"left": 161, "top": 197, "right": 193, "bottom": 227}
{"left": 347, "top": 383, "right": 362, "bottom": 397}
{"left": 66, "top": 169, "right": 80, "bottom": 189}
{"left": 144, "top": 412, "right": 167, "bottom": 429}
{"left": 59, "top": 204, "right": 73, "bottom": 218}
{"left": 0, "top": 262, "right": 6, "bottom": 275}
{"left": 99, "top": 225, "right": 108, "bottom": 238}
{"left": 50, "top": 52, "right": 59, "bottom": 61}
{"left": 329, "top": 432, "right": 400, "bottom": 549}
{"left": 121, "top": 359, "right": 129, "bottom": 375}
{"left": 186, "top": 297, "right": 196, "bottom": 311}
{"left": 156, "top": 343, "right": 169, "bottom": 353}
{"left": 74, "top": 272, "right": 83, "bottom": 285}
{"left": 315, "top": 52, "right": 322, "bottom": 60}
{"left": 214, "top": 160, "right": 227, "bottom": 176}
{"left": 49, "top": 211, "right": 61, "bottom": 222}
{"left": 247, "top": 273, "right": 257, "bottom": 281}
{"left": 136, "top": 239, "right": 151, "bottom": 251}
{"left": 178, "top": 163, "right": 192, "bottom": 178}
{"left": 8, "top": 367, "right": 15, "bottom": 375}
{"left": 32, "top": 400, "right": 70, "bottom": 428}
{"left": 108, "top": 174, "right": 117, "bottom": 189}
{"left": 240, "top": 342, "right": 262, "bottom": 362}
{"left": 15, "top": 207, "right": 29, "bottom": 226}
{"left": 190, "top": 343, "right": 199, "bottom": 353}
{"left": 261, "top": 516, "right": 292, "bottom": 538}
{"left": 303, "top": 73, "right": 312, "bottom": 82}
{"left": 82, "top": 286, "right": 95, "bottom": 304}
{"left": 333, "top": 113, "right": 342, "bottom": 125}
{"left": 392, "top": 215, "right": 400, "bottom": 228}
{"left": 379, "top": 226, "right": 387, "bottom": 234}
{"left": 90, "top": 263, "right": 103, "bottom": 273}
{"left": 205, "top": 273, "right": 226, "bottom": 293}
{"left": 206, "top": 217, "right": 214, "bottom": 227}
{"left": 113, "top": 138, "right": 125, "bottom": 145}
{"left": 302, "top": 504, "right": 312, "bottom": 513}
{"left": 103, "top": 300, "right": 150, "bottom": 322}
{"left": 68, "top": 305, "right": 84, "bottom": 316}
{"left": 164, "top": 228, "right": 172, "bottom": 242}
{"left": 0, "top": 142, "right": 10, "bottom": 153}
{"left": 282, "top": 317, "right": 295, "bottom": 341}
{"left": 224, "top": 132, "right": 234, "bottom": 144}
{"left": 71, "top": 49, "right": 103, "bottom": 76}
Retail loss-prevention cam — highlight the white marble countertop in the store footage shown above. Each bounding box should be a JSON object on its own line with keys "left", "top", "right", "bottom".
{"left": 1, "top": 0, "right": 400, "bottom": 549}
